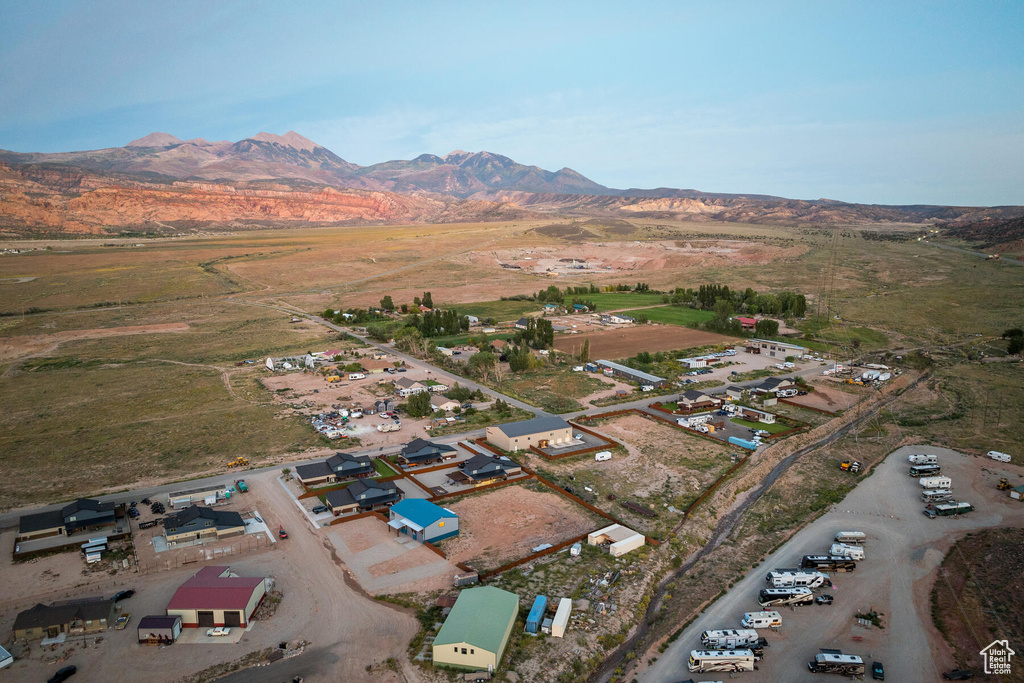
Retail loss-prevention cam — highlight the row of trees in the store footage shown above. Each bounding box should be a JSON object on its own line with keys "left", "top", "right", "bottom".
{"left": 405, "top": 310, "right": 470, "bottom": 337}
{"left": 513, "top": 318, "right": 555, "bottom": 349}
{"left": 669, "top": 285, "right": 807, "bottom": 318}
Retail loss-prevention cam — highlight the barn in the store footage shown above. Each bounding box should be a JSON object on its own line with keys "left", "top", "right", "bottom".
{"left": 166, "top": 566, "right": 266, "bottom": 629}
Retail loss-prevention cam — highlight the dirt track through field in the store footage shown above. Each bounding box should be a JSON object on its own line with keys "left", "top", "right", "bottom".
{"left": 0, "top": 322, "right": 190, "bottom": 363}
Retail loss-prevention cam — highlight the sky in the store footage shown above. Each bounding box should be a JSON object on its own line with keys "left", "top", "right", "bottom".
{"left": 1, "top": 1, "right": 1022, "bottom": 205}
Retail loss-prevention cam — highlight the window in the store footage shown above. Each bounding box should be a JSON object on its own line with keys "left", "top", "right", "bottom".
{"left": 454, "top": 647, "right": 458, "bottom": 653}
{"left": 461, "top": 648, "right": 467, "bottom": 654}
{"left": 470, "top": 648, "right": 475, "bottom": 654}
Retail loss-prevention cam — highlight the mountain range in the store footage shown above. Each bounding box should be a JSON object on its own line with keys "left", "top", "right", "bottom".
{"left": 1, "top": 131, "right": 1022, "bottom": 235}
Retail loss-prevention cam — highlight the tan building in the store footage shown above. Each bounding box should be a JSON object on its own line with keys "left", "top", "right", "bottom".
{"left": 162, "top": 506, "right": 246, "bottom": 544}
{"left": 486, "top": 416, "right": 572, "bottom": 452}
{"left": 166, "top": 566, "right": 267, "bottom": 628}
{"left": 432, "top": 586, "right": 519, "bottom": 671}
{"left": 14, "top": 599, "right": 116, "bottom": 640}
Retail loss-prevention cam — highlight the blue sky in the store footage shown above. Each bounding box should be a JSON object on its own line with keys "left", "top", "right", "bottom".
{"left": 1, "top": 1, "right": 1022, "bottom": 205}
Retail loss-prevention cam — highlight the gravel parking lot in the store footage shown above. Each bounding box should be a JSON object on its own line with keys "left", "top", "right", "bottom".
{"left": 639, "top": 445, "right": 1024, "bottom": 682}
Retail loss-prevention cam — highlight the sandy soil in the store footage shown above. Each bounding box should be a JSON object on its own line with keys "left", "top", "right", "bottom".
{"left": 554, "top": 325, "right": 736, "bottom": 359}
{"left": 782, "top": 381, "right": 867, "bottom": 412}
{"left": 441, "top": 485, "right": 600, "bottom": 571}
{"left": 1, "top": 467, "right": 420, "bottom": 683}
{"left": 0, "top": 323, "right": 190, "bottom": 362}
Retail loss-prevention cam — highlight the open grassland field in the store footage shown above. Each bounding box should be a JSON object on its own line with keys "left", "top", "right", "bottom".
{"left": 619, "top": 305, "right": 715, "bottom": 326}
{"left": 0, "top": 361, "right": 319, "bottom": 510}
{"left": 491, "top": 367, "right": 613, "bottom": 413}
{"left": 931, "top": 527, "right": 1024, "bottom": 681}
{"left": 440, "top": 299, "right": 541, "bottom": 321}
{"left": 437, "top": 482, "right": 604, "bottom": 572}
{"left": 427, "top": 405, "right": 535, "bottom": 437}
{"left": 579, "top": 291, "right": 667, "bottom": 310}
{"left": 534, "top": 413, "right": 737, "bottom": 540}
{"left": 553, "top": 325, "right": 738, "bottom": 360}
{"left": 890, "top": 362, "right": 1024, "bottom": 463}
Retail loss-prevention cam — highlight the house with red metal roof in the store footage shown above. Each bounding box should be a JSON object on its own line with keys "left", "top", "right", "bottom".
{"left": 166, "top": 566, "right": 267, "bottom": 629}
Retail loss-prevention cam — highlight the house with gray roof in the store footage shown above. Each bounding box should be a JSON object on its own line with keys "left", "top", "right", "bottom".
{"left": 394, "top": 377, "right": 428, "bottom": 397}
{"left": 294, "top": 452, "right": 374, "bottom": 487}
{"left": 485, "top": 416, "right": 572, "bottom": 452}
{"left": 163, "top": 506, "right": 245, "bottom": 544}
{"left": 17, "top": 498, "right": 117, "bottom": 542}
{"left": 397, "top": 438, "right": 457, "bottom": 467}
{"left": 325, "top": 479, "right": 401, "bottom": 515}
{"left": 449, "top": 454, "right": 522, "bottom": 487}
{"left": 14, "top": 598, "right": 116, "bottom": 640}
{"left": 677, "top": 389, "right": 722, "bottom": 411}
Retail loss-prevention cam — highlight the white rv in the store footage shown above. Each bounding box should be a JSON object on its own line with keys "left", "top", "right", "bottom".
{"left": 594, "top": 451, "right": 612, "bottom": 462}
{"left": 830, "top": 543, "right": 865, "bottom": 560}
{"left": 688, "top": 650, "right": 756, "bottom": 673}
{"left": 987, "top": 451, "right": 1011, "bottom": 463}
{"left": 758, "top": 587, "right": 814, "bottom": 608}
{"left": 765, "top": 569, "right": 829, "bottom": 588}
{"left": 833, "top": 531, "right": 866, "bottom": 544}
{"left": 741, "top": 611, "right": 782, "bottom": 629}
{"left": 919, "top": 476, "right": 952, "bottom": 490}
{"left": 907, "top": 453, "right": 938, "bottom": 465}
{"left": 700, "top": 629, "right": 761, "bottom": 649}
{"left": 921, "top": 489, "right": 954, "bottom": 503}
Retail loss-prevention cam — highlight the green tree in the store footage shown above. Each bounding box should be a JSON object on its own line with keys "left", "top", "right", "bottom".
{"left": 468, "top": 351, "right": 497, "bottom": 382}
{"left": 380, "top": 295, "right": 394, "bottom": 311}
{"left": 1009, "top": 336, "right": 1024, "bottom": 355}
{"left": 422, "top": 291, "right": 434, "bottom": 309}
{"left": 405, "top": 391, "right": 432, "bottom": 417}
{"left": 1002, "top": 328, "right": 1024, "bottom": 339}
{"left": 578, "top": 339, "right": 590, "bottom": 364}
{"left": 754, "top": 319, "right": 779, "bottom": 337}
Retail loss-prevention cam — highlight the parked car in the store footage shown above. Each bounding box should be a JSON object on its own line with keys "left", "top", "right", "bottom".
{"left": 396, "top": 367, "right": 407, "bottom": 372}
{"left": 112, "top": 589, "right": 135, "bottom": 602}
{"left": 128, "top": 508, "right": 139, "bottom": 518}
{"left": 48, "top": 665, "right": 77, "bottom": 683}
{"left": 798, "top": 390, "right": 808, "bottom": 395}
{"left": 206, "top": 627, "right": 231, "bottom": 637}
{"left": 141, "top": 498, "right": 151, "bottom": 505}
{"left": 923, "top": 508, "right": 938, "bottom": 519}
{"left": 312, "top": 505, "right": 328, "bottom": 514}
{"left": 815, "top": 594, "right": 834, "bottom": 605}
{"left": 943, "top": 671, "right": 973, "bottom": 680}
{"left": 872, "top": 661, "right": 885, "bottom": 680}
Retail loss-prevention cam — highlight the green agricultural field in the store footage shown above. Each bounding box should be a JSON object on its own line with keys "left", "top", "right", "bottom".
{"left": 619, "top": 305, "right": 714, "bottom": 326}
{"left": 583, "top": 292, "right": 666, "bottom": 310}
{"left": 492, "top": 367, "right": 613, "bottom": 413}
{"left": 729, "top": 417, "right": 790, "bottom": 434}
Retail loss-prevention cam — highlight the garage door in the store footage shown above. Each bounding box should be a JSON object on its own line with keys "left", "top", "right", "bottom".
{"left": 223, "top": 611, "right": 242, "bottom": 627}
{"left": 197, "top": 611, "right": 215, "bottom": 627}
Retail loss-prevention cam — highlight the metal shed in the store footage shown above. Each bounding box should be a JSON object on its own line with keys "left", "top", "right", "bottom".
{"left": 137, "top": 615, "right": 182, "bottom": 644}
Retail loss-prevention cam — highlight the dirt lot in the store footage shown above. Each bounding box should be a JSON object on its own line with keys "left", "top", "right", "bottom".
{"left": 638, "top": 445, "right": 1024, "bottom": 683}
{"left": 0, "top": 323, "right": 191, "bottom": 362}
{"left": 439, "top": 483, "right": 602, "bottom": 572}
{"left": 779, "top": 379, "right": 870, "bottom": 413}
{"left": 533, "top": 413, "right": 735, "bottom": 539}
{"left": 554, "top": 325, "right": 737, "bottom": 360}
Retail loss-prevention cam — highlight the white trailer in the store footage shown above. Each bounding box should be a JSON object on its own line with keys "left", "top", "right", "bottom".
{"left": 551, "top": 598, "right": 572, "bottom": 638}
{"left": 765, "top": 569, "right": 829, "bottom": 588}
{"left": 921, "top": 489, "right": 954, "bottom": 503}
{"left": 377, "top": 422, "right": 402, "bottom": 433}
{"left": 987, "top": 451, "right": 1011, "bottom": 463}
{"left": 700, "top": 629, "right": 761, "bottom": 649}
{"left": 833, "top": 531, "right": 866, "bottom": 544}
{"left": 758, "top": 587, "right": 814, "bottom": 608}
{"left": 908, "top": 453, "right": 938, "bottom": 465}
{"left": 829, "top": 543, "right": 865, "bottom": 560}
{"left": 807, "top": 652, "right": 865, "bottom": 675}
{"left": 741, "top": 611, "right": 782, "bottom": 629}
{"left": 688, "top": 650, "right": 757, "bottom": 673}
{"left": 919, "top": 476, "right": 952, "bottom": 490}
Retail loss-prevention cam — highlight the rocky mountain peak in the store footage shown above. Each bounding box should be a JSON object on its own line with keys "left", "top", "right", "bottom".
{"left": 126, "top": 132, "right": 183, "bottom": 148}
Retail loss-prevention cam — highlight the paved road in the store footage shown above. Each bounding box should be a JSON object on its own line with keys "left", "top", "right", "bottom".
{"left": 637, "top": 445, "right": 1024, "bottom": 683}
{"left": 921, "top": 240, "right": 1023, "bottom": 265}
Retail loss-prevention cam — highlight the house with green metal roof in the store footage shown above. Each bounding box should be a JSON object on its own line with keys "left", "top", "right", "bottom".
{"left": 432, "top": 586, "right": 519, "bottom": 671}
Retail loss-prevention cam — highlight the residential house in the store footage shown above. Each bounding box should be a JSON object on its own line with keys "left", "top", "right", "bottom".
{"left": 293, "top": 452, "right": 374, "bottom": 487}
{"left": 166, "top": 566, "right": 266, "bottom": 629}
{"left": 572, "top": 303, "right": 589, "bottom": 312}
{"left": 432, "top": 587, "right": 519, "bottom": 671}
{"left": 542, "top": 303, "right": 559, "bottom": 314}
{"left": 395, "top": 377, "right": 428, "bottom": 397}
{"left": 677, "top": 390, "right": 722, "bottom": 412}
{"left": 387, "top": 499, "right": 459, "bottom": 543}
{"left": 449, "top": 454, "right": 521, "bottom": 487}
{"left": 735, "top": 406, "right": 777, "bottom": 424}
{"left": 397, "top": 438, "right": 458, "bottom": 467}
{"left": 430, "top": 395, "right": 461, "bottom": 412}
{"left": 514, "top": 318, "right": 530, "bottom": 330}
{"left": 359, "top": 358, "right": 395, "bottom": 374}
{"left": 738, "top": 316, "right": 757, "bottom": 330}
{"left": 490, "top": 339, "right": 508, "bottom": 353}
{"left": 485, "top": 416, "right": 573, "bottom": 451}
{"left": 17, "top": 498, "right": 117, "bottom": 542}
{"left": 724, "top": 385, "right": 746, "bottom": 400}
{"left": 466, "top": 315, "right": 480, "bottom": 325}
{"left": 325, "top": 479, "right": 401, "bottom": 515}
{"left": 752, "top": 377, "right": 796, "bottom": 395}
{"left": 601, "top": 314, "right": 634, "bottom": 325}
{"left": 14, "top": 599, "right": 116, "bottom": 640}
{"left": 162, "top": 506, "right": 246, "bottom": 544}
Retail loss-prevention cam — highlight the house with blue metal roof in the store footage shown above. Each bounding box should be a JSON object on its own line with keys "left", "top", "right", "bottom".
{"left": 387, "top": 499, "right": 459, "bottom": 543}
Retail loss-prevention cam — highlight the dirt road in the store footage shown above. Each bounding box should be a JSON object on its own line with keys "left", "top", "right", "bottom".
{"left": 638, "top": 445, "right": 1024, "bottom": 682}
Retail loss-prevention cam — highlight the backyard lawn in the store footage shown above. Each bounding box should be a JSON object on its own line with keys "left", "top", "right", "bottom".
{"left": 730, "top": 417, "right": 791, "bottom": 434}
{"left": 619, "top": 305, "right": 715, "bottom": 326}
